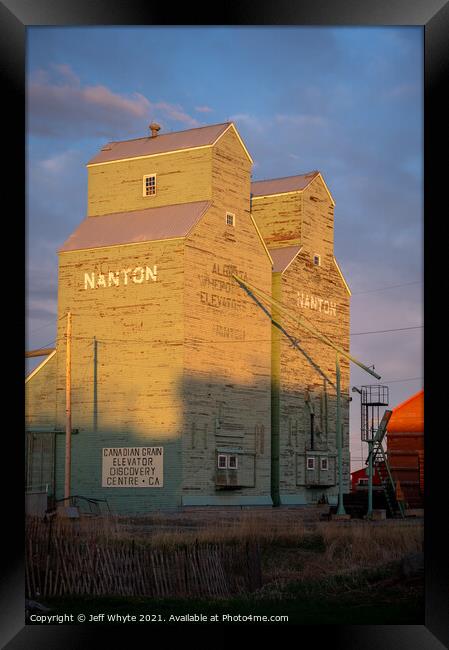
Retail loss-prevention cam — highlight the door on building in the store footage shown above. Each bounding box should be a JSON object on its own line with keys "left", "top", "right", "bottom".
{"left": 25, "top": 432, "right": 56, "bottom": 512}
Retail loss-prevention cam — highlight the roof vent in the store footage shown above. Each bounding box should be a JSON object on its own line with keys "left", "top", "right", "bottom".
{"left": 149, "top": 122, "right": 161, "bottom": 138}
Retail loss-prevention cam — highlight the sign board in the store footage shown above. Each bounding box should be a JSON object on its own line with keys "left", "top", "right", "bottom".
{"left": 102, "top": 447, "right": 163, "bottom": 488}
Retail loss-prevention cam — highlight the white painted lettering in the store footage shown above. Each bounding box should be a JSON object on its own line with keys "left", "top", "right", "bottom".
{"left": 96, "top": 274, "right": 106, "bottom": 288}
{"left": 84, "top": 273, "right": 95, "bottom": 290}
{"left": 297, "top": 292, "right": 337, "bottom": 317}
{"left": 83, "top": 264, "right": 159, "bottom": 289}
{"left": 132, "top": 267, "right": 144, "bottom": 283}
{"left": 108, "top": 271, "right": 119, "bottom": 287}
{"left": 146, "top": 265, "right": 157, "bottom": 281}
{"left": 122, "top": 268, "right": 132, "bottom": 285}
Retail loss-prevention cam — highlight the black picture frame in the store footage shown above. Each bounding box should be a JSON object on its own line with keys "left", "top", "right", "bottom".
{"left": 3, "top": 1, "right": 448, "bottom": 647}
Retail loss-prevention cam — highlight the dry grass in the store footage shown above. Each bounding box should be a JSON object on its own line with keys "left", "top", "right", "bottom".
{"left": 32, "top": 509, "right": 423, "bottom": 598}
{"left": 48, "top": 508, "right": 422, "bottom": 554}
{"left": 320, "top": 520, "right": 423, "bottom": 567}
{"left": 116, "top": 510, "right": 310, "bottom": 547}
{"left": 260, "top": 519, "right": 423, "bottom": 594}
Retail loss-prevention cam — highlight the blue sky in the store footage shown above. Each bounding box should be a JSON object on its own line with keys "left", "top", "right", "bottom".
{"left": 26, "top": 26, "right": 423, "bottom": 469}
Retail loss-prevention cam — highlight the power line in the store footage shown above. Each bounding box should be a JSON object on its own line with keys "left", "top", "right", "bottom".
{"left": 44, "top": 325, "right": 422, "bottom": 347}
{"left": 381, "top": 376, "right": 423, "bottom": 384}
{"left": 351, "top": 281, "right": 422, "bottom": 295}
{"left": 26, "top": 339, "right": 56, "bottom": 352}
{"left": 27, "top": 319, "right": 56, "bottom": 337}
{"left": 351, "top": 326, "right": 423, "bottom": 336}
{"left": 68, "top": 326, "right": 422, "bottom": 343}
{"left": 350, "top": 376, "right": 422, "bottom": 385}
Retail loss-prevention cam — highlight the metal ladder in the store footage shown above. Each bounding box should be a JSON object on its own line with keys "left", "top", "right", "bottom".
{"left": 368, "top": 421, "right": 406, "bottom": 518}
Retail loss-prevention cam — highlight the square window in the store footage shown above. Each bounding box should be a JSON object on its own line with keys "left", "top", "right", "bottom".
{"left": 320, "top": 458, "right": 328, "bottom": 471}
{"left": 143, "top": 174, "right": 156, "bottom": 197}
{"left": 313, "top": 254, "right": 321, "bottom": 266}
{"left": 307, "top": 457, "right": 315, "bottom": 470}
{"left": 218, "top": 454, "right": 227, "bottom": 469}
{"left": 226, "top": 212, "right": 235, "bottom": 226}
{"left": 228, "top": 455, "right": 238, "bottom": 470}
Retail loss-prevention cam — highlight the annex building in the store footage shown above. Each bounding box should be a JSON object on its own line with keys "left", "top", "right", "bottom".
{"left": 25, "top": 121, "right": 351, "bottom": 514}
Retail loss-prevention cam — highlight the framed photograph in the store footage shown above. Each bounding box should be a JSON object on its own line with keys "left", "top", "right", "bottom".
{"left": 3, "top": 0, "right": 447, "bottom": 647}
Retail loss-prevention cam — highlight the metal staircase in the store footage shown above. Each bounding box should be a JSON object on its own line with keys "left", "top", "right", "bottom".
{"left": 368, "top": 420, "right": 406, "bottom": 518}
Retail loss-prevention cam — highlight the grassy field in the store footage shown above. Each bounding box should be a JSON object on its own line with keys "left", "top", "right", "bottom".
{"left": 40, "top": 564, "right": 423, "bottom": 625}
{"left": 27, "top": 508, "right": 424, "bottom": 625}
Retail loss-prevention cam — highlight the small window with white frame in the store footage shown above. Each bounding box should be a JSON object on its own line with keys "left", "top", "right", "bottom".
{"left": 313, "top": 253, "right": 321, "bottom": 266}
{"left": 217, "top": 454, "right": 227, "bottom": 469}
{"left": 320, "top": 457, "right": 328, "bottom": 471}
{"left": 143, "top": 174, "right": 156, "bottom": 197}
{"left": 226, "top": 212, "right": 235, "bottom": 227}
{"left": 307, "top": 457, "right": 315, "bottom": 470}
{"left": 228, "top": 455, "right": 238, "bottom": 470}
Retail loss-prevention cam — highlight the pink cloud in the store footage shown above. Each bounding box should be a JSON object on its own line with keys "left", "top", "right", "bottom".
{"left": 83, "top": 86, "right": 150, "bottom": 117}
{"left": 28, "top": 64, "right": 200, "bottom": 137}
{"left": 195, "top": 105, "right": 213, "bottom": 113}
{"left": 152, "top": 101, "right": 200, "bottom": 127}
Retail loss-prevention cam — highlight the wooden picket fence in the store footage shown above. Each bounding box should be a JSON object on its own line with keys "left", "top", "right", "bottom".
{"left": 25, "top": 517, "right": 262, "bottom": 599}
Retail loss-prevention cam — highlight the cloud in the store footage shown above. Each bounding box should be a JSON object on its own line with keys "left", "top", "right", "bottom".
{"left": 386, "top": 82, "right": 420, "bottom": 99}
{"left": 151, "top": 101, "right": 199, "bottom": 128}
{"left": 195, "top": 105, "right": 213, "bottom": 113}
{"left": 39, "top": 149, "right": 80, "bottom": 174}
{"left": 229, "top": 113, "right": 265, "bottom": 133}
{"left": 50, "top": 63, "right": 81, "bottom": 87}
{"left": 28, "top": 64, "right": 200, "bottom": 138}
{"left": 275, "top": 113, "right": 328, "bottom": 128}
{"left": 27, "top": 149, "right": 87, "bottom": 243}
{"left": 26, "top": 241, "right": 59, "bottom": 347}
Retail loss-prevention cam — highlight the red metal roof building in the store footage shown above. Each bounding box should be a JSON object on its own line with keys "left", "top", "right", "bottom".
{"left": 387, "top": 389, "right": 424, "bottom": 509}
{"left": 350, "top": 465, "right": 383, "bottom": 492}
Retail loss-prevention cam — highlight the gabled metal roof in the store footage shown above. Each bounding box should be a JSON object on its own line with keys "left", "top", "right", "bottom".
{"left": 269, "top": 245, "right": 302, "bottom": 273}
{"left": 251, "top": 172, "right": 319, "bottom": 197}
{"left": 387, "top": 389, "right": 424, "bottom": 434}
{"left": 87, "top": 122, "right": 232, "bottom": 166}
{"left": 59, "top": 201, "right": 211, "bottom": 252}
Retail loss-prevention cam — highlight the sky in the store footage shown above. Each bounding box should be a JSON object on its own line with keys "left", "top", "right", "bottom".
{"left": 26, "top": 26, "right": 423, "bottom": 471}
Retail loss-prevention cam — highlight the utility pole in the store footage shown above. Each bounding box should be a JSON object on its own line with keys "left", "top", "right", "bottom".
{"left": 336, "top": 352, "right": 346, "bottom": 515}
{"left": 64, "top": 311, "right": 72, "bottom": 500}
{"left": 367, "top": 436, "right": 374, "bottom": 517}
{"left": 93, "top": 336, "right": 98, "bottom": 431}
